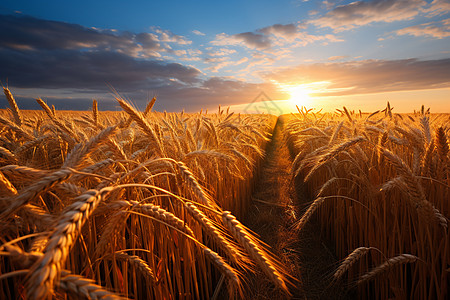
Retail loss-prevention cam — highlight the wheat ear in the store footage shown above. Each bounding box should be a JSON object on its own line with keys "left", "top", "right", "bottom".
{"left": 357, "top": 254, "right": 418, "bottom": 285}
{"left": 0, "top": 165, "right": 50, "bottom": 180}
{"left": 202, "top": 247, "right": 242, "bottom": 297}
{"left": 3, "top": 87, "right": 23, "bottom": 126}
{"left": 116, "top": 97, "right": 163, "bottom": 156}
{"left": 0, "top": 170, "right": 18, "bottom": 195}
{"left": 333, "top": 247, "right": 371, "bottom": 280}
{"left": 59, "top": 270, "right": 127, "bottom": 300}
{"left": 294, "top": 197, "right": 325, "bottom": 231}
{"left": 63, "top": 126, "right": 117, "bottom": 169}
{"left": 104, "top": 252, "right": 156, "bottom": 284}
{"left": 0, "top": 116, "right": 33, "bottom": 140}
{"left": 130, "top": 200, "right": 195, "bottom": 237}
{"left": 382, "top": 149, "right": 447, "bottom": 229}
{"left": 3, "top": 244, "right": 42, "bottom": 269}
{"left": 36, "top": 98, "right": 79, "bottom": 142}
{"left": 185, "top": 202, "right": 249, "bottom": 267}
{"left": 0, "top": 168, "right": 72, "bottom": 220}
{"left": 222, "top": 211, "right": 289, "bottom": 294}
{"left": 26, "top": 188, "right": 112, "bottom": 299}
{"left": 174, "top": 161, "right": 217, "bottom": 208}
{"left": 92, "top": 99, "right": 98, "bottom": 128}
{"left": 304, "top": 137, "right": 366, "bottom": 182}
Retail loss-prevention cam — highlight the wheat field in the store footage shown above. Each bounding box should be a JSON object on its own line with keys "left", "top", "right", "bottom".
{"left": 0, "top": 88, "right": 448, "bottom": 299}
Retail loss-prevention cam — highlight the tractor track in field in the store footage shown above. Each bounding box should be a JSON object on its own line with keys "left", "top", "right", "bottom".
{"left": 243, "top": 115, "right": 352, "bottom": 299}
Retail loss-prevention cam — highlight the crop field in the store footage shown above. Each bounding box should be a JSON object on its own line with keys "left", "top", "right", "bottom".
{"left": 0, "top": 88, "right": 448, "bottom": 300}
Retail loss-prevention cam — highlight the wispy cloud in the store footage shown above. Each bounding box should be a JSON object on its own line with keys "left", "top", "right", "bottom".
{"left": 192, "top": 29, "right": 205, "bottom": 36}
{"left": 395, "top": 18, "right": 450, "bottom": 39}
{"left": 312, "top": 0, "right": 426, "bottom": 31}
{"left": 328, "top": 55, "right": 348, "bottom": 61}
{"left": 152, "top": 27, "right": 192, "bottom": 45}
{"left": 424, "top": 0, "right": 450, "bottom": 17}
{"left": 207, "top": 48, "right": 237, "bottom": 56}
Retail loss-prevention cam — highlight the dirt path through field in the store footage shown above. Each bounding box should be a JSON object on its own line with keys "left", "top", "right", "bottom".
{"left": 243, "top": 115, "right": 350, "bottom": 299}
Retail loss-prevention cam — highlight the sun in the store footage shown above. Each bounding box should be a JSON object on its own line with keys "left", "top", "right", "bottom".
{"left": 286, "top": 85, "right": 312, "bottom": 108}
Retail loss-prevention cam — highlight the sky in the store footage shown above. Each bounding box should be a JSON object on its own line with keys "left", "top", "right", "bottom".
{"left": 0, "top": 0, "right": 449, "bottom": 113}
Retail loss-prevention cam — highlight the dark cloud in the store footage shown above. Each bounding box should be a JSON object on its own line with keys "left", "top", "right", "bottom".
{"left": 0, "top": 14, "right": 147, "bottom": 55}
{"left": 0, "top": 14, "right": 288, "bottom": 112}
{"left": 0, "top": 48, "right": 201, "bottom": 90}
{"left": 264, "top": 58, "right": 450, "bottom": 96}
{"left": 0, "top": 13, "right": 204, "bottom": 109}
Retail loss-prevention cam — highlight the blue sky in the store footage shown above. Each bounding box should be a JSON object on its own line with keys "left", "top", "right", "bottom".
{"left": 1, "top": 0, "right": 449, "bottom": 112}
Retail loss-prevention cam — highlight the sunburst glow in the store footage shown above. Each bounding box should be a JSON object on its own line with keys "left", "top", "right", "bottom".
{"left": 287, "top": 85, "right": 312, "bottom": 108}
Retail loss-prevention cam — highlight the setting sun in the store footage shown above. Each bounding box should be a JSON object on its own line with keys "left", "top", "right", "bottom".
{"left": 286, "top": 85, "right": 312, "bottom": 108}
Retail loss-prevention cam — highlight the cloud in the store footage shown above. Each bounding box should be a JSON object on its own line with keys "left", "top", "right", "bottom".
{"left": 210, "top": 25, "right": 342, "bottom": 53}
{"left": 0, "top": 14, "right": 145, "bottom": 54}
{"left": 211, "top": 32, "right": 271, "bottom": 49}
{"left": 0, "top": 14, "right": 201, "bottom": 93}
{"left": 207, "top": 48, "right": 237, "bottom": 56}
{"left": 0, "top": 14, "right": 288, "bottom": 112}
{"left": 0, "top": 48, "right": 201, "bottom": 90}
{"left": 192, "top": 30, "right": 206, "bottom": 36}
{"left": 258, "top": 24, "right": 299, "bottom": 39}
{"left": 395, "top": 18, "right": 450, "bottom": 39}
{"left": 0, "top": 14, "right": 197, "bottom": 59}
{"left": 425, "top": 0, "right": 450, "bottom": 17}
{"left": 153, "top": 27, "right": 192, "bottom": 45}
{"left": 312, "top": 0, "right": 426, "bottom": 31}
{"left": 264, "top": 58, "right": 450, "bottom": 96}
{"left": 205, "top": 57, "right": 248, "bottom": 73}
{"left": 328, "top": 55, "right": 348, "bottom": 61}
